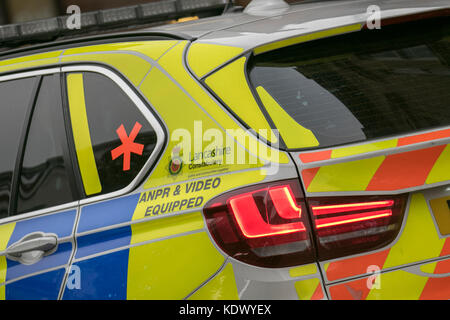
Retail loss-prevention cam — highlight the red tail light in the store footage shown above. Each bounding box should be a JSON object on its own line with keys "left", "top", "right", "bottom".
{"left": 203, "top": 180, "right": 407, "bottom": 268}
{"left": 229, "top": 186, "right": 306, "bottom": 238}
{"left": 203, "top": 179, "right": 314, "bottom": 268}
{"left": 308, "top": 195, "right": 407, "bottom": 260}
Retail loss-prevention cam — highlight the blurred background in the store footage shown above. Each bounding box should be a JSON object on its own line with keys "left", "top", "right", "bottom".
{"left": 0, "top": 0, "right": 306, "bottom": 50}
{"left": 0, "top": 0, "right": 265, "bottom": 25}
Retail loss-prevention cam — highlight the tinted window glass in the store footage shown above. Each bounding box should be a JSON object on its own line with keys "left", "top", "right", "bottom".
{"left": 16, "top": 75, "right": 75, "bottom": 213}
{"left": 0, "top": 77, "right": 37, "bottom": 218}
{"left": 67, "top": 72, "right": 157, "bottom": 196}
{"left": 249, "top": 17, "right": 450, "bottom": 149}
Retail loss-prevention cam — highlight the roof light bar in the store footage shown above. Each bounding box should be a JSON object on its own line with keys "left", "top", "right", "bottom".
{"left": 19, "top": 18, "right": 60, "bottom": 38}
{"left": 99, "top": 6, "right": 139, "bottom": 26}
{"left": 0, "top": 0, "right": 228, "bottom": 47}
{"left": 179, "top": 0, "right": 228, "bottom": 12}
{"left": 0, "top": 25, "right": 20, "bottom": 42}
{"left": 140, "top": 1, "right": 178, "bottom": 20}
{"left": 58, "top": 11, "right": 99, "bottom": 32}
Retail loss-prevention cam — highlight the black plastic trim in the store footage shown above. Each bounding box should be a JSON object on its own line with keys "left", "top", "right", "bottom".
{"left": 9, "top": 76, "right": 42, "bottom": 215}
{"left": 59, "top": 72, "right": 85, "bottom": 201}
{"left": 0, "top": 31, "right": 194, "bottom": 60}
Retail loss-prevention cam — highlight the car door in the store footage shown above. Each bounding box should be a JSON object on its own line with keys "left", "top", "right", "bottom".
{"left": 59, "top": 66, "right": 164, "bottom": 299}
{"left": 0, "top": 70, "right": 79, "bottom": 300}
{"left": 59, "top": 63, "right": 231, "bottom": 300}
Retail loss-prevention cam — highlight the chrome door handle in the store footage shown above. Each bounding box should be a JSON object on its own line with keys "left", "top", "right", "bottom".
{"left": 6, "top": 232, "right": 58, "bottom": 265}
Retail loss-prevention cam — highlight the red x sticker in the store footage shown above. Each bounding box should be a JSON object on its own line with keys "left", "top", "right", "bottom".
{"left": 111, "top": 122, "right": 144, "bottom": 171}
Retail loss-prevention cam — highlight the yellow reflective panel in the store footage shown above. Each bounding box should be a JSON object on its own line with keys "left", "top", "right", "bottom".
{"left": 256, "top": 86, "right": 319, "bottom": 149}
{"left": 307, "top": 156, "right": 385, "bottom": 192}
{"left": 188, "top": 264, "right": 239, "bottom": 300}
{"left": 254, "top": 24, "right": 362, "bottom": 55}
{"left": 155, "top": 41, "right": 289, "bottom": 165}
{"left": 63, "top": 41, "right": 179, "bottom": 61}
{"left": 426, "top": 144, "right": 450, "bottom": 184}
{"left": 61, "top": 53, "right": 151, "bottom": 86}
{"left": 130, "top": 211, "right": 204, "bottom": 244}
{"left": 383, "top": 193, "right": 445, "bottom": 269}
{"left": 0, "top": 223, "right": 16, "bottom": 300}
{"left": 137, "top": 170, "right": 266, "bottom": 220}
{"left": 66, "top": 74, "right": 102, "bottom": 196}
{"left": 127, "top": 232, "right": 224, "bottom": 299}
{"left": 429, "top": 196, "right": 450, "bottom": 236}
{"left": 0, "top": 223, "right": 15, "bottom": 287}
{"left": 420, "top": 261, "right": 438, "bottom": 274}
{"left": 140, "top": 66, "right": 237, "bottom": 186}
{"left": 0, "top": 58, "right": 60, "bottom": 73}
{"left": 289, "top": 263, "right": 318, "bottom": 278}
{"left": 331, "top": 139, "right": 398, "bottom": 159}
{"left": 0, "top": 50, "right": 61, "bottom": 67}
{"left": 139, "top": 65, "right": 265, "bottom": 190}
{"left": 205, "top": 56, "right": 276, "bottom": 143}
{"left": 294, "top": 278, "right": 320, "bottom": 300}
{"left": 187, "top": 43, "right": 243, "bottom": 78}
{"left": 0, "top": 49, "right": 61, "bottom": 74}
{"left": 366, "top": 270, "right": 428, "bottom": 300}
{"left": 137, "top": 40, "right": 179, "bottom": 61}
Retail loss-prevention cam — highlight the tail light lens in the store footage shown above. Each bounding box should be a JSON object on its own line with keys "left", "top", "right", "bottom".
{"left": 203, "top": 179, "right": 315, "bottom": 268}
{"left": 308, "top": 195, "right": 407, "bottom": 260}
{"left": 203, "top": 179, "right": 407, "bottom": 268}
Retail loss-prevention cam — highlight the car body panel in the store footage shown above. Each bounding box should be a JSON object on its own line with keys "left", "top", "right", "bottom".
{"left": 293, "top": 129, "right": 449, "bottom": 297}
{"left": 321, "top": 189, "right": 450, "bottom": 280}
{"left": 187, "top": 43, "right": 244, "bottom": 79}
{"left": 203, "top": 56, "right": 277, "bottom": 143}
{"left": 0, "top": 0, "right": 448, "bottom": 300}
{"left": 0, "top": 208, "right": 77, "bottom": 300}
{"left": 296, "top": 130, "right": 450, "bottom": 195}
{"left": 41, "top": 39, "right": 293, "bottom": 299}
{"left": 159, "top": 0, "right": 450, "bottom": 52}
{"left": 328, "top": 256, "right": 450, "bottom": 300}
{"left": 0, "top": 50, "right": 62, "bottom": 74}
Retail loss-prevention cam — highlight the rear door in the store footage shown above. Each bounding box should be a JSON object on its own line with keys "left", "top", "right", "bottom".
{"left": 246, "top": 15, "right": 450, "bottom": 299}
{"left": 59, "top": 63, "right": 230, "bottom": 300}
{"left": 59, "top": 66, "right": 162, "bottom": 299}
{"left": 0, "top": 71, "right": 78, "bottom": 300}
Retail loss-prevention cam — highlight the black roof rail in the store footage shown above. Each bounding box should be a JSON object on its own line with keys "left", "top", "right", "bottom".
{"left": 0, "top": 30, "right": 194, "bottom": 60}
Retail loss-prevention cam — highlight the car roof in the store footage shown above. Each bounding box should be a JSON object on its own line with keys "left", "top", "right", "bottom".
{"left": 0, "top": 0, "right": 448, "bottom": 61}
{"left": 153, "top": 0, "right": 450, "bottom": 51}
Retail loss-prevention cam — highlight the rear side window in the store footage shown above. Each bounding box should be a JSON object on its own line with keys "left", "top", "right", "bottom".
{"left": 0, "top": 77, "right": 37, "bottom": 218}
{"left": 16, "top": 75, "right": 76, "bottom": 214}
{"left": 66, "top": 72, "right": 158, "bottom": 197}
{"left": 249, "top": 17, "right": 450, "bottom": 150}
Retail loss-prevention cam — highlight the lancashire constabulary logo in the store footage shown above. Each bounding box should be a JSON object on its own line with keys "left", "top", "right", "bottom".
{"left": 169, "top": 145, "right": 183, "bottom": 175}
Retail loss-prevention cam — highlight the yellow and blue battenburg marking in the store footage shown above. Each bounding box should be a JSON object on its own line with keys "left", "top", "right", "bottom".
{"left": 61, "top": 194, "right": 143, "bottom": 299}
{"left": 1, "top": 210, "right": 76, "bottom": 300}
{"left": 61, "top": 192, "right": 225, "bottom": 300}
{"left": 62, "top": 169, "right": 265, "bottom": 299}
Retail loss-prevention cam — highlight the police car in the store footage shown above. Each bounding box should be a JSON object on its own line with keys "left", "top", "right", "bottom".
{"left": 0, "top": 0, "right": 448, "bottom": 300}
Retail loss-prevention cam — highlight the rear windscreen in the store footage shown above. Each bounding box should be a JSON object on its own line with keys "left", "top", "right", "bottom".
{"left": 249, "top": 16, "right": 450, "bottom": 150}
